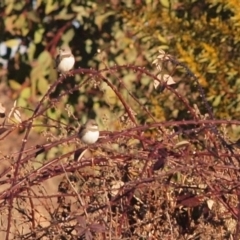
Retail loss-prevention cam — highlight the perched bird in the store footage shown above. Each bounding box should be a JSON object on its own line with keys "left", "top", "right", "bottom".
{"left": 55, "top": 46, "right": 75, "bottom": 73}
{"left": 78, "top": 119, "right": 99, "bottom": 144}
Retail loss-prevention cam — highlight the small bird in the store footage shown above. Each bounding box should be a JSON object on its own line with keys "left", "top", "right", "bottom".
{"left": 78, "top": 119, "right": 99, "bottom": 144}
{"left": 55, "top": 46, "right": 75, "bottom": 73}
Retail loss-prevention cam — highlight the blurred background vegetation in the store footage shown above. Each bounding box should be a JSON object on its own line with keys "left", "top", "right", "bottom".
{"left": 1, "top": 0, "right": 239, "bottom": 125}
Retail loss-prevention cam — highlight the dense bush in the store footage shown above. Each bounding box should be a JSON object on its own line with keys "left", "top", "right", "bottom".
{"left": 0, "top": 0, "right": 240, "bottom": 239}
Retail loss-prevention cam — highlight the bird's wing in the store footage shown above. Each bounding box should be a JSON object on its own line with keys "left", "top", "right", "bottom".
{"left": 78, "top": 124, "right": 86, "bottom": 138}
{"left": 54, "top": 54, "right": 61, "bottom": 69}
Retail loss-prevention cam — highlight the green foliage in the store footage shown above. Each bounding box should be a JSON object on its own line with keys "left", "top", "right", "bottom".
{"left": 122, "top": 0, "right": 240, "bottom": 119}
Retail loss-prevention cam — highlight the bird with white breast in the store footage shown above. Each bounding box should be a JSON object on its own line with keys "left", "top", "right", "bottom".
{"left": 55, "top": 46, "right": 75, "bottom": 74}
{"left": 78, "top": 119, "right": 99, "bottom": 145}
